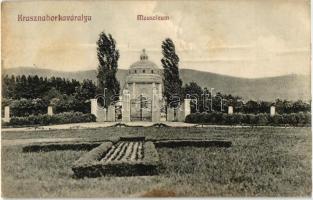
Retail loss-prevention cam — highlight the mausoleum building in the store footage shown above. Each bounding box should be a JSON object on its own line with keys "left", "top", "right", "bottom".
{"left": 91, "top": 49, "right": 190, "bottom": 122}
{"left": 123, "top": 49, "right": 163, "bottom": 121}
{"left": 124, "top": 49, "right": 163, "bottom": 100}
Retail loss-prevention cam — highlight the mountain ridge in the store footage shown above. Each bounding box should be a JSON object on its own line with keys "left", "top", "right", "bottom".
{"left": 2, "top": 67, "right": 310, "bottom": 101}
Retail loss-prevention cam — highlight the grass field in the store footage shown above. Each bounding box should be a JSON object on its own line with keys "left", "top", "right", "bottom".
{"left": 1, "top": 127, "right": 312, "bottom": 197}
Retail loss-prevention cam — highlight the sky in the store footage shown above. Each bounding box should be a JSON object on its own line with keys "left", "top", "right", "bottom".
{"left": 2, "top": 0, "right": 311, "bottom": 78}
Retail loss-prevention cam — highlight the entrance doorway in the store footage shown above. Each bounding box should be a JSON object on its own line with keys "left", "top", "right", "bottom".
{"left": 130, "top": 95, "right": 152, "bottom": 121}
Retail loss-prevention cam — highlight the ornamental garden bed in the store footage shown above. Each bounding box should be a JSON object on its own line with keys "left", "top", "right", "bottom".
{"left": 72, "top": 137, "right": 160, "bottom": 177}
{"left": 21, "top": 136, "right": 231, "bottom": 177}
{"left": 153, "top": 139, "right": 232, "bottom": 148}
{"left": 22, "top": 142, "right": 103, "bottom": 152}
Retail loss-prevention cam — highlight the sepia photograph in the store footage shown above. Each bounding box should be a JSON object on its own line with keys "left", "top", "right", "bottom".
{"left": 1, "top": 0, "right": 311, "bottom": 198}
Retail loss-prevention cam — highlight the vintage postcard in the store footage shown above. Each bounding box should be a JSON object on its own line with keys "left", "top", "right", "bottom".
{"left": 1, "top": 0, "right": 311, "bottom": 198}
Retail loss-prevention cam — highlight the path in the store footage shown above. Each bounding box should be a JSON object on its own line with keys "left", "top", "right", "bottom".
{"left": 2, "top": 122, "right": 302, "bottom": 133}
{"left": 1, "top": 122, "right": 196, "bottom": 132}
{"left": 2, "top": 137, "right": 84, "bottom": 146}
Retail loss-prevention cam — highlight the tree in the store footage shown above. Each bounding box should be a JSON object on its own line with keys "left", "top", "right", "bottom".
{"left": 15, "top": 75, "right": 29, "bottom": 99}
{"left": 96, "top": 31, "right": 120, "bottom": 107}
{"left": 161, "top": 38, "right": 182, "bottom": 107}
{"left": 78, "top": 79, "right": 97, "bottom": 100}
{"left": 259, "top": 101, "right": 271, "bottom": 113}
{"left": 292, "top": 100, "right": 311, "bottom": 113}
{"left": 2, "top": 75, "right": 16, "bottom": 98}
{"left": 182, "top": 82, "right": 203, "bottom": 113}
{"left": 244, "top": 100, "right": 259, "bottom": 114}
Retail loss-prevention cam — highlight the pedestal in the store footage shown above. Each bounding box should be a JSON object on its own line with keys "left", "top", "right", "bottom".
{"left": 4, "top": 106, "right": 10, "bottom": 122}
{"left": 47, "top": 106, "right": 53, "bottom": 116}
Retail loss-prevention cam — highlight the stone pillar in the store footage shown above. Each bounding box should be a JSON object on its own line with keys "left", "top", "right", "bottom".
{"left": 90, "top": 98, "right": 106, "bottom": 122}
{"left": 132, "top": 83, "right": 136, "bottom": 99}
{"left": 167, "top": 107, "right": 175, "bottom": 122}
{"left": 184, "top": 99, "right": 191, "bottom": 118}
{"left": 158, "top": 83, "right": 162, "bottom": 97}
{"left": 4, "top": 106, "right": 10, "bottom": 122}
{"left": 122, "top": 89, "right": 130, "bottom": 122}
{"left": 152, "top": 87, "right": 160, "bottom": 122}
{"left": 108, "top": 105, "right": 115, "bottom": 122}
{"left": 47, "top": 106, "right": 53, "bottom": 116}
{"left": 91, "top": 99, "right": 98, "bottom": 118}
{"left": 270, "top": 106, "right": 276, "bottom": 116}
{"left": 177, "top": 103, "right": 185, "bottom": 122}
{"left": 228, "top": 106, "right": 233, "bottom": 114}
{"left": 97, "top": 108, "right": 107, "bottom": 122}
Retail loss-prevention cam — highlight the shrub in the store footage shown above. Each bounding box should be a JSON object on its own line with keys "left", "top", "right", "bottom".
{"left": 7, "top": 112, "right": 96, "bottom": 126}
{"left": 255, "top": 113, "right": 269, "bottom": 125}
{"left": 3, "top": 96, "right": 92, "bottom": 118}
{"left": 270, "top": 114, "right": 283, "bottom": 125}
{"left": 185, "top": 112, "right": 311, "bottom": 127}
{"left": 10, "top": 98, "right": 48, "bottom": 117}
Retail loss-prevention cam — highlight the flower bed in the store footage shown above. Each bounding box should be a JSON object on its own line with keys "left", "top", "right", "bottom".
{"left": 153, "top": 139, "right": 232, "bottom": 148}
{"left": 72, "top": 138, "right": 160, "bottom": 177}
{"left": 22, "top": 142, "right": 104, "bottom": 152}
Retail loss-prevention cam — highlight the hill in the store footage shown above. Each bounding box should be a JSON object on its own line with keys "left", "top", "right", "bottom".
{"left": 2, "top": 67, "right": 310, "bottom": 101}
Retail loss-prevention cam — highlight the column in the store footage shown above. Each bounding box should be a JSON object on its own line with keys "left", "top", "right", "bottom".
{"left": 176, "top": 102, "right": 184, "bottom": 122}
{"left": 132, "top": 83, "right": 136, "bottom": 99}
{"left": 122, "top": 89, "right": 130, "bottom": 122}
{"left": 91, "top": 99, "right": 98, "bottom": 118}
{"left": 108, "top": 105, "right": 116, "bottom": 122}
{"left": 184, "top": 99, "right": 191, "bottom": 118}
{"left": 167, "top": 107, "right": 175, "bottom": 122}
{"left": 152, "top": 87, "right": 160, "bottom": 122}
{"left": 98, "top": 108, "right": 107, "bottom": 122}
{"left": 158, "top": 83, "right": 162, "bottom": 97}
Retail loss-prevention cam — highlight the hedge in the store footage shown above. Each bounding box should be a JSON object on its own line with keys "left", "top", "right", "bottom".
{"left": 2, "top": 97, "right": 91, "bottom": 118}
{"left": 3, "top": 98, "right": 48, "bottom": 117}
{"left": 185, "top": 112, "right": 311, "bottom": 126}
{"left": 22, "top": 141, "right": 106, "bottom": 152}
{"left": 154, "top": 140, "right": 232, "bottom": 148}
{"left": 7, "top": 112, "right": 96, "bottom": 126}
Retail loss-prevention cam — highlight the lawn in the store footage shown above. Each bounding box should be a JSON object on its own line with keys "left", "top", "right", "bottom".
{"left": 1, "top": 127, "right": 311, "bottom": 197}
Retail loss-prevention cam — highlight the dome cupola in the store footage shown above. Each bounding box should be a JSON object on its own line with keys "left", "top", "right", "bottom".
{"left": 129, "top": 49, "right": 159, "bottom": 71}
{"left": 140, "top": 49, "right": 148, "bottom": 60}
{"left": 126, "top": 49, "right": 162, "bottom": 84}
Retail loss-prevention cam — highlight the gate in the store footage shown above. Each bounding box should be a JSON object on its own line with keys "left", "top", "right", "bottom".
{"left": 130, "top": 95, "right": 152, "bottom": 121}
{"left": 115, "top": 103, "right": 122, "bottom": 121}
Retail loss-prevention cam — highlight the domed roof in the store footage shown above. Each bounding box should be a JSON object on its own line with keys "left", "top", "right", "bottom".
{"left": 130, "top": 49, "right": 159, "bottom": 70}
{"left": 125, "top": 49, "right": 163, "bottom": 84}
{"left": 126, "top": 74, "right": 162, "bottom": 84}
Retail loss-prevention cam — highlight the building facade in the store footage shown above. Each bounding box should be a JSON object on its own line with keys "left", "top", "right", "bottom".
{"left": 125, "top": 49, "right": 163, "bottom": 100}
{"left": 91, "top": 49, "right": 190, "bottom": 122}
{"left": 123, "top": 49, "right": 163, "bottom": 121}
